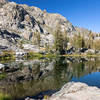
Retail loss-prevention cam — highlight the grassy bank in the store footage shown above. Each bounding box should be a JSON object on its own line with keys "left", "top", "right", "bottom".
{"left": 0, "top": 51, "right": 100, "bottom": 61}
{"left": 25, "top": 52, "right": 57, "bottom": 59}
{"left": 25, "top": 52, "right": 100, "bottom": 60}
{"left": 0, "top": 73, "right": 6, "bottom": 80}
{"left": 63, "top": 54, "right": 100, "bottom": 57}
{"left": 0, "top": 93, "right": 12, "bottom": 100}
{"left": 0, "top": 51, "right": 15, "bottom": 61}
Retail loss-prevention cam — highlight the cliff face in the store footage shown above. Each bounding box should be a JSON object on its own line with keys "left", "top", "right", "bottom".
{"left": 0, "top": 0, "right": 75, "bottom": 52}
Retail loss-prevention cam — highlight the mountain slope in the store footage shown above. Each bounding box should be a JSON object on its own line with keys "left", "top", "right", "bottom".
{"left": 0, "top": 0, "right": 76, "bottom": 53}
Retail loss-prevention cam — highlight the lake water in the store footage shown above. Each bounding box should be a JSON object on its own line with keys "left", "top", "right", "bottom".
{"left": 0, "top": 57, "right": 100, "bottom": 100}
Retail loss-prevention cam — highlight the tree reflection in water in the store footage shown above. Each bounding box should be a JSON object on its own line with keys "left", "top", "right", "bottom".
{"left": 0, "top": 57, "right": 100, "bottom": 99}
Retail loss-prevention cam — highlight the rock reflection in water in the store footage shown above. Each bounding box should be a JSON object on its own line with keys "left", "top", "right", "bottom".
{"left": 0, "top": 57, "right": 100, "bottom": 99}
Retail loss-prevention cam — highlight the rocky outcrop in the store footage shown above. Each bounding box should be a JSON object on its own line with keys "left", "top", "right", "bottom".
{"left": 0, "top": 0, "right": 75, "bottom": 53}
{"left": 0, "top": 0, "right": 8, "bottom": 5}
{"left": 48, "top": 82, "right": 100, "bottom": 100}
{"left": 0, "top": 0, "right": 99, "bottom": 55}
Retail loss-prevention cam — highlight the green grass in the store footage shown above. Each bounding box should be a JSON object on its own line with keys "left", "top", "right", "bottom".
{"left": 63, "top": 54, "right": 100, "bottom": 57}
{"left": 24, "top": 51, "right": 100, "bottom": 60}
{"left": 0, "top": 93, "right": 12, "bottom": 100}
{"left": 0, "top": 51, "right": 15, "bottom": 61}
{"left": 1, "top": 50, "right": 100, "bottom": 61}
{"left": 25, "top": 52, "right": 57, "bottom": 59}
{"left": 0, "top": 73, "right": 6, "bottom": 80}
{"left": 44, "top": 54, "right": 57, "bottom": 58}
{"left": 26, "top": 52, "right": 43, "bottom": 59}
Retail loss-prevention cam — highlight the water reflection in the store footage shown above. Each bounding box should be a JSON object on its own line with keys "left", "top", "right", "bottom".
{"left": 71, "top": 72, "right": 100, "bottom": 88}
{"left": 0, "top": 57, "right": 100, "bottom": 99}
{"left": 53, "top": 57, "right": 68, "bottom": 88}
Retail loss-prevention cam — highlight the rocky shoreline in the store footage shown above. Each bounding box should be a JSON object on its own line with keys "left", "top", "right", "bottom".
{"left": 25, "top": 82, "right": 100, "bottom": 100}
{"left": 0, "top": 1, "right": 100, "bottom": 100}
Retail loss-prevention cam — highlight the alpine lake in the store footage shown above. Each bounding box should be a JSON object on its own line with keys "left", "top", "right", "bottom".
{"left": 0, "top": 56, "right": 100, "bottom": 100}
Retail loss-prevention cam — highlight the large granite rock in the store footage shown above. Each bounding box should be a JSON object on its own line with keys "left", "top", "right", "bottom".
{"left": 0, "top": 0, "right": 98, "bottom": 54}
{"left": 48, "top": 82, "right": 100, "bottom": 100}
{"left": 0, "top": 0, "right": 8, "bottom": 5}
{"left": 0, "top": 0, "right": 75, "bottom": 52}
{"left": 24, "top": 82, "right": 100, "bottom": 100}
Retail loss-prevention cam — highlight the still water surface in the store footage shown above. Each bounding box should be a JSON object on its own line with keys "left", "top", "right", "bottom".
{"left": 0, "top": 57, "right": 100, "bottom": 100}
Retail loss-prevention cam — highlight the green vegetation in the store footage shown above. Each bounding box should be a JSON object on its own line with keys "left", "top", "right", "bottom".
{"left": 70, "top": 30, "right": 100, "bottom": 51}
{"left": 54, "top": 26, "right": 68, "bottom": 55}
{"left": 0, "top": 50, "right": 100, "bottom": 62}
{"left": 0, "top": 93, "right": 12, "bottom": 100}
{"left": 63, "top": 54, "right": 100, "bottom": 57}
{"left": 93, "top": 40, "right": 100, "bottom": 50}
{"left": 26, "top": 52, "right": 43, "bottom": 59}
{"left": 25, "top": 52, "right": 56, "bottom": 59}
{"left": 0, "top": 73, "right": 6, "bottom": 80}
{"left": 0, "top": 51, "right": 15, "bottom": 60}
{"left": 71, "top": 33, "right": 85, "bottom": 49}
{"left": 0, "top": 51, "right": 100, "bottom": 62}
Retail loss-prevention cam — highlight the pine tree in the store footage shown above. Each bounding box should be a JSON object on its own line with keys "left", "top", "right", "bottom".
{"left": 54, "top": 26, "right": 68, "bottom": 54}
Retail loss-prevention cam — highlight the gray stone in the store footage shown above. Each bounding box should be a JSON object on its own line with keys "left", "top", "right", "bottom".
{"left": 0, "top": 0, "right": 75, "bottom": 53}
{"left": 25, "top": 97, "right": 35, "bottom": 100}
{"left": 48, "top": 82, "right": 100, "bottom": 100}
{"left": 0, "top": 0, "right": 99, "bottom": 54}
{"left": 22, "top": 44, "right": 40, "bottom": 52}
{"left": 0, "top": 63, "right": 4, "bottom": 69}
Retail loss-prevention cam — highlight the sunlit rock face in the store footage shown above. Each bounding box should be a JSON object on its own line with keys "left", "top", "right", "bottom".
{"left": 0, "top": 0, "right": 75, "bottom": 52}
{"left": 48, "top": 82, "right": 100, "bottom": 100}
{"left": 0, "top": 0, "right": 8, "bottom": 7}
{"left": 0, "top": 0, "right": 99, "bottom": 54}
{"left": 0, "top": 0, "right": 8, "bottom": 3}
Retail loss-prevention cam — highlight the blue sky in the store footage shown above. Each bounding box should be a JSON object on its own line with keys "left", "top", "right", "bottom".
{"left": 10, "top": 0, "right": 100, "bottom": 32}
